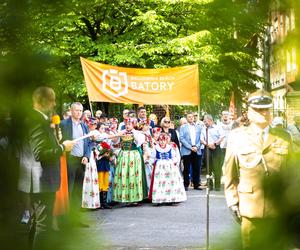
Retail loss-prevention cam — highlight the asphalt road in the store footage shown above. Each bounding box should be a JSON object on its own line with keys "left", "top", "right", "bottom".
{"left": 14, "top": 189, "right": 242, "bottom": 250}
{"left": 78, "top": 189, "right": 242, "bottom": 250}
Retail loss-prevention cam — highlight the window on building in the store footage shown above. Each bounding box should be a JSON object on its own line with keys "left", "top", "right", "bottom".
{"left": 275, "top": 95, "right": 279, "bottom": 109}
{"left": 270, "top": 26, "right": 274, "bottom": 43}
{"left": 272, "top": 16, "right": 279, "bottom": 42}
{"left": 291, "top": 9, "right": 295, "bottom": 30}
{"left": 285, "top": 14, "right": 290, "bottom": 35}
{"left": 292, "top": 47, "right": 297, "bottom": 71}
{"left": 287, "top": 50, "right": 291, "bottom": 72}
{"left": 281, "top": 72, "right": 285, "bottom": 86}
{"left": 280, "top": 15, "right": 284, "bottom": 38}
{"left": 280, "top": 95, "right": 284, "bottom": 110}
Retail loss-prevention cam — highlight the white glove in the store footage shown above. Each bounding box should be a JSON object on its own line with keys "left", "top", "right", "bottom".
{"left": 230, "top": 205, "right": 241, "bottom": 224}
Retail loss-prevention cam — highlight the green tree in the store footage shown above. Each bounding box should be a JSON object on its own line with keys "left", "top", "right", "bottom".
{"left": 27, "top": 0, "right": 271, "bottom": 115}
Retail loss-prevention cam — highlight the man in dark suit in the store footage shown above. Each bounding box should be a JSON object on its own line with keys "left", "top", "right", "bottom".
{"left": 60, "top": 102, "right": 91, "bottom": 217}
{"left": 29, "top": 86, "right": 74, "bottom": 250}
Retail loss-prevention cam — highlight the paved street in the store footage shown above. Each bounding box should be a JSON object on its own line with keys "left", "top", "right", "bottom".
{"left": 75, "top": 189, "right": 241, "bottom": 250}
{"left": 15, "top": 189, "right": 242, "bottom": 250}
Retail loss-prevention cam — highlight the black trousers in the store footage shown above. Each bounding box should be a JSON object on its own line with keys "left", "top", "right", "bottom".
{"left": 67, "top": 156, "right": 85, "bottom": 211}
{"left": 29, "top": 192, "right": 56, "bottom": 250}
{"left": 182, "top": 152, "right": 201, "bottom": 188}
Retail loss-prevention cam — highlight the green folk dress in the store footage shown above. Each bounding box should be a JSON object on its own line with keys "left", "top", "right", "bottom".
{"left": 113, "top": 134, "right": 147, "bottom": 203}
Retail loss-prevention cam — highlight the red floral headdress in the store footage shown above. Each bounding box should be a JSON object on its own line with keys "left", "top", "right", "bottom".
{"left": 158, "top": 132, "right": 171, "bottom": 141}
{"left": 87, "top": 117, "right": 98, "bottom": 127}
{"left": 124, "top": 117, "right": 137, "bottom": 125}
{"left": 152, "top": 127, "right": 162, "bottom": 134}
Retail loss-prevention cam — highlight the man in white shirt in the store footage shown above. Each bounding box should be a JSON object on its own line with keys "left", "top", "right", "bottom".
{"left": 201, "top": 114, "right": 224, "bottom": 191}
{"left": 217, "top": 110, "right": 233, "bottom": 167}
{"left": 60, "top": 102, "right": 92, "bottom": 227}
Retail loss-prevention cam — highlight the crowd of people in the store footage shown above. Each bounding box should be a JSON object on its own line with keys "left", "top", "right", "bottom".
{"left": 18, "top": 86, "right": 300, "bottom": 250}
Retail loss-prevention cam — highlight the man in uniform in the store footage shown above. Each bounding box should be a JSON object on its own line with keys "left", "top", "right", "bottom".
{"left": 224, "top": 89, "right": 293, "bottom": 250}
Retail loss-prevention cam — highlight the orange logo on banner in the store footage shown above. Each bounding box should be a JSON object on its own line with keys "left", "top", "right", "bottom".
{"left": 80, "top": 57, "right": 199, "bottom": 105}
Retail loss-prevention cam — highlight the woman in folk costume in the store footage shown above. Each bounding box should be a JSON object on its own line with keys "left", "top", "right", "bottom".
{"left": 106, "top": 117, "right": 119, "bottom": 205}
{"left": 152, "top": 127, "right": 162, "bottom": 146}
{"left": 95, "top": 141, "right": 113, "bottom": 209}
{"left": 113, "top": 118, "right": 148, "bottom": 204}
{"left": 109, "top": 117, "right": 119, "bottom": 133}
{"left": 159, "top": 117, "right": 181, "bottom": 167}
{"left": 107, "top": 136, "right": 120, "bottom": 204}
{"left": 169, "top": 135, "right": 181, "bottom": 167}
{"left": 139, "top": 119, "right": 155, "bottom": 195}
{"left": 149, "top": 132, "right": 187, "bottom": 205}
{"left": 82, "top": 117, "right": 100, "bottom": 209}
{"left": 93, "top": 121, "right": 121, "bottom": 206}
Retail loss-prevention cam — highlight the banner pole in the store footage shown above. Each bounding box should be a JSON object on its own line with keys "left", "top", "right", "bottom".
{"left": 205, "top": 126, "right": 211, "bottom": 250}
{"left": 89, "top": 101, "right": 94, "bottom": 117}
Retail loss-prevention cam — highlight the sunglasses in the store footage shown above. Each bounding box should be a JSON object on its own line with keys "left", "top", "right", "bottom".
{"left": 164, "top": 121, "right": 170, "bottom": 123}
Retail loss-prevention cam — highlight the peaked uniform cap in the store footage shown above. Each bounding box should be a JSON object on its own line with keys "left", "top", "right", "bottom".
{"left": 248, "top": 89, "right": 273, "bottom": 109}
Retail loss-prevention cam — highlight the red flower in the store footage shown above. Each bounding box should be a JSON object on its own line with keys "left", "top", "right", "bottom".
{"left": 101, "top": 141, "right": 111, "bottom": 150}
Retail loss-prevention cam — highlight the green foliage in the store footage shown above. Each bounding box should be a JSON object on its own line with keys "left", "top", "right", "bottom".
{"left": 23, "top": 0, "right": 272, "bottom": 115}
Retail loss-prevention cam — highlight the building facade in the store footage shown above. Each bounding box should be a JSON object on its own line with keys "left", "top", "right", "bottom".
{"left": 269, "top": 0, "right": 299, "bottom": 124}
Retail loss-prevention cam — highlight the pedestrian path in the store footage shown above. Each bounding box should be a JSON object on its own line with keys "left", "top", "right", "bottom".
{"left": 16, "top": 189, "right": 241, "bottom": 250}
{"left": 83, "top": 190, "right": 241, "bottom": 250}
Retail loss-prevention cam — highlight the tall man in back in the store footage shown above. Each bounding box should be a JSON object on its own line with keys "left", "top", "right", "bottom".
{"left": 179, "top": 112, "right": 202, "bottom": 191}
{"left": 201, "top": 114, "right": 224, "bottom": 191}
{"left": 29, "top": 86, "right": 75, "bottom": 249}
{"left": 137, "top": 106, "right": 155, "bottom": 128}
{"left": 60, "top": 102, "right": 91, "bottom": 222}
